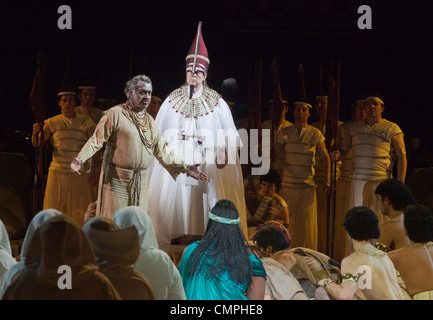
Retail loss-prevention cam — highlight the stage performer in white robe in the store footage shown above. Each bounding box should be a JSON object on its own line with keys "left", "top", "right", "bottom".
{"left": 147, "top": 22, "right": 247, "bottom": 251}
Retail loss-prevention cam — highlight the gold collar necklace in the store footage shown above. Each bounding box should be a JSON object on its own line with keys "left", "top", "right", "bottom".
{"left": 124, "top": 103, "right": 155, "bottom": 151}
{"left": 409, "top": 241, "right": 433, "bottom": 249}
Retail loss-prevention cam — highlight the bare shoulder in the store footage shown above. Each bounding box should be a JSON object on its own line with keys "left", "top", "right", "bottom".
{"left": 273, "top": 251, "right": 296, "bottom": 269}
{"left": 341, "top": 254, "right": 362, "bottom": 274}
{"left": 387, "top": 246, "right": 407, "bottom": 265}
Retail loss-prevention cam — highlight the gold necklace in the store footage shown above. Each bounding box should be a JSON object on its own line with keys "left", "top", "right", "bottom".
{"left": 409, "top": 241, "right": 433, "bottom": 249}
{"left": 124, "top": 103, "right": 155, "bottom": 151}
{"left": 358, "top": 248, "right": 386, "bottom": 258}
{"left": 388, "top": 215, "right": 404, "bottom": 223}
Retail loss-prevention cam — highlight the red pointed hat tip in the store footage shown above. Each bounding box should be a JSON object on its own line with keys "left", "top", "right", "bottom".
{"left": 185, "top": 21, "right": 210, "bottom": 73}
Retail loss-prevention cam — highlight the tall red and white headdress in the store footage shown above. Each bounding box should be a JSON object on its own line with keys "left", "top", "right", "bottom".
{"left": 185, "top": 21, "right": 210, "bottom": 74}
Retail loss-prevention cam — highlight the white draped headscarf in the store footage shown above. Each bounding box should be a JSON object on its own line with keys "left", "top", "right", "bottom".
{"left": 114, "top": 206, "right": 186, "bottom": 300}
{"left": 0, "top": 219, "right": 16, "bottom": 289}
{"left": 0, "top": 208, "right": 63, "bottom": 297}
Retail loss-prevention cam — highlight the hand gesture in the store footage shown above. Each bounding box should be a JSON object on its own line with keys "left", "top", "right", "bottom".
{"left": 216, "top": 149, "right": 228, "bottom": 169}
{"left": 187, "top": 164, "right": 208, "bottom": 181}
{"left": 70, "top": 158, "right": 83, "bottom": 174}
{"left": 330, "top": 150, "right": 340, "bottom": 161}
{"left": 32, "top": 123, "right": 43, "bottom": 135}
{"left": 323, "top": 183, "right": 332, "bottom": 195}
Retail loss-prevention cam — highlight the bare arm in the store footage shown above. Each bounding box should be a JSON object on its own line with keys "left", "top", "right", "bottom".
{"left": 31, "top": 122, "right": 51, "bottom": 147}
{"left": 71, "top": 115, "right": 111, "bottom": 174}
{"left": 318, "top": 258, "right": 358, "bottom": 300}
{"left": 245, "top": 276, "right": 265, "bottom": 300}
{"left": 317, "top": 140, "right": 331, "bottom": 194}
{"left": 277, "top": 206, "right": 290, "bottom": 227}
{"left": 392, "top": 133, "right": 407, "bottom": 183}
{"left": 330, "top": 128, "right": 352, "bottom": 161}
{"left": 271, "top": 133, "right": 286, "bottom": 168}
{"left": 377, "top": 223, "right": 393, "bottom": 249}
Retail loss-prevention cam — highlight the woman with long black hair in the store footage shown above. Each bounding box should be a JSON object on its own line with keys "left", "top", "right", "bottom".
{"left": 178, "top": 199, "right": 266, "bottom": 300}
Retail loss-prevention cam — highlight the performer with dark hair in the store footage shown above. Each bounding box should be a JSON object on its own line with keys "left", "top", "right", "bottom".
{"left": 388, "top": 204, "right": 433, "bottom": 300}
{"left": 374, "top": 178, "right": 416, "bottom": 251}
{"left": 147, "top": 22, "right": 247, "bottom": 251}
{"left": 75, "top": 85, "right": 103, "bottom": 125}
{"left": 71, "top": 75, "right": 207, "bottom": 220}
{"left": 178, "top": 199, "right": 266, "bottom": 300}
{"left": 275, "top": 99, "right": 331, "bottom": 250}
{"left": 245, "top": 169, "right": 289, "bottom": 238}
{"left": 318, "top": 206, "right": 403, "bottom": 300}
{"left": 331, "top": 94, "right": 407, "bottom": 225}
{"left": 32, "top": 87, "right": 95, "bottom": 226}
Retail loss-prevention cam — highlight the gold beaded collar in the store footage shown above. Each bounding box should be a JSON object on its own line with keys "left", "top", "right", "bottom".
{"left": 388, "top": 214, "right": 404, "bottom": 223}
{"left": 409, "top": 241, "right": 433, "bottom": 249}
{"left": 168, "top": 85, "right": 221, "bottom": 118}
{"left": 358, "top": 248, "right": 387, "bottom": 258}
{"left": 123, "top": 103, "right": 155, "bottom": 152}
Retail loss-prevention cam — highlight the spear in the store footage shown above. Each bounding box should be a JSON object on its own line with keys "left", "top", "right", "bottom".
{"left": 298, "top": 61, "right": 307, "bottom": 99}
{"left": 270, "top": 58, "right": 285, "bottom": 164}
{"left": 248, "top": 58, "right": 263, "bottom": 132}
{"left": 247, "top": 58, "right": 263, "bottom": 174}
{"left": 29, "top": 48, "right": 47, "bottom": 215}
{"left": 326, "top": 59, "right": 341, "bottom": 256}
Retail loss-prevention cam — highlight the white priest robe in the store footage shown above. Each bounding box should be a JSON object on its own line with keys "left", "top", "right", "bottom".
{"left": 147, "top": 85, "right": 247, "bottom": 250}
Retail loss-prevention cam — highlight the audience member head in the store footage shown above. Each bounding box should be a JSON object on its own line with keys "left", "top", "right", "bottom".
{"left": 20, "top": 209, "right": 63, "bottom": 260}
{"left": 113, "top": 206, "right": 159, "bottom": 251}
{"left": 403, "top": 204, "right": 433, "bottom": 243}
{"left": 83, "top": 216, "right": 139, "bottom": 266}
{"left": 25, "top": 214, "right": 96, "bottom": 271}
{"left": 2, "top": 214, "right": 123, "bottom": 300}
{"left": 343, "top": 206, "right": 380, "bottom": 241}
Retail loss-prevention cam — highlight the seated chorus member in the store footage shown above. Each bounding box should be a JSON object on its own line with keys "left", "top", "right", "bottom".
{"left": 374, "top": 178, "right": 416, "bottom": 252}
{"left": 388, "top": 204, "right": 433, "bottom": 300}
{"left": 178, "top": 200, "right": 266, "bottom": 300}
{"left": 252, "top": 225, "right": 310, "bottom": 300}
{"left": 318, "top": 206, "right": 403, "bottom": 300}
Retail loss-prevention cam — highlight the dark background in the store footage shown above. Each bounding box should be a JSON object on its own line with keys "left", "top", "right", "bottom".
{"left": 1, "top": 0, "right": 432, "bottom": 149}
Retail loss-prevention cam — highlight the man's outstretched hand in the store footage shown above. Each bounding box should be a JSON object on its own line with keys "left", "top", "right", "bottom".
{"left": 70, "top": 158, "right": 83, "bottom": 174}
{"left": 187, "top": 164, "right": 208, "bottom": 181}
